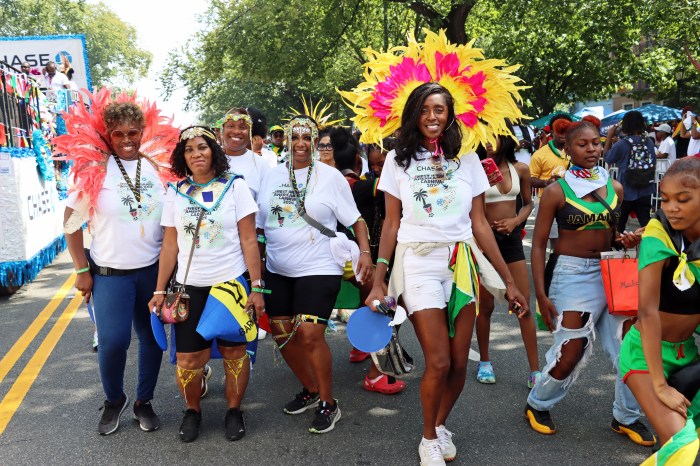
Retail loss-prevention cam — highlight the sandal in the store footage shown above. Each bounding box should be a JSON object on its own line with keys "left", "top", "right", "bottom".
{"left": 349, "top": 348, "right": 371, "bottom": 363}
{"left": 364, "top": 375, "right": 406, "bottom": 395}
{"left": 477, "top": 361, "right": 496, "bottom": 384}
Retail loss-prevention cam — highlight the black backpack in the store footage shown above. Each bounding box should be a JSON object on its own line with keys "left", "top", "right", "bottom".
{"left": 624, "top": 135, "right": 655, "bottom": 188}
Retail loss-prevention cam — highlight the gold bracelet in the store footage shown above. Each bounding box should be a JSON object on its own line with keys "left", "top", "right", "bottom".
{"left": 153, "top": 291, "right": 167, "bottom": 295}
{"left": 360, "top": 250, "right": 370, "bottom": 255}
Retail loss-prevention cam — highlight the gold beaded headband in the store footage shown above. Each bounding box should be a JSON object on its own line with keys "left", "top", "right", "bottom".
{"left": 222, "top": 113, "right": 253, "bottom": 127}
{"left": 180, "top": 126, "right": 217, "bottom": 142}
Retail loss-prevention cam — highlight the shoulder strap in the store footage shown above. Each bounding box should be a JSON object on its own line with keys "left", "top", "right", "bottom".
{"left": 590, "top": 189, "right": 617, "bottom": 238}
{"left": 298, "top": 207, "right": 337, "bottom": 238}
{"left": 181, "top": 208, "right": 205, "bottom": 287}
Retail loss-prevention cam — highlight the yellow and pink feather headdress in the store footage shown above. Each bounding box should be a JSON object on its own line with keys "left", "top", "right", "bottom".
{"left": 53, "top": 88, "right": 180, "bottom": 233}
{"left": 339, "top": 29, "right": 527, "bottom": 155}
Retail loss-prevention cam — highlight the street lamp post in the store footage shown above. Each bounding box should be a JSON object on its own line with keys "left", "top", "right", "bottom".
{"left": 676, "top": 67, "right": 686, "bottom": 107}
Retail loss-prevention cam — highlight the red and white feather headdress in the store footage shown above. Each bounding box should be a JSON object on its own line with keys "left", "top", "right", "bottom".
{"left": 53, "top": 88, "right": 180, "bottom": 233}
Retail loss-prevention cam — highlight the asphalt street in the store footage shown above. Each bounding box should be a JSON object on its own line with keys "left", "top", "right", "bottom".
{"left": 0, "top": 220, "right": 686, "bottom": 466}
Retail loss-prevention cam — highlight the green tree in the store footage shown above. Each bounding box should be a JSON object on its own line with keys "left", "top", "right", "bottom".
{"left": 0, "top": 0, "right": 151, "bottom": 87}
{"left": 163, "top": 0, "right": 698, "bottom": 124}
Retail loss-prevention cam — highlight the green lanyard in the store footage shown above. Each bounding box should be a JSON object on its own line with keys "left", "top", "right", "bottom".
{"left": 548, "top": 140, "right": 566, "bottom": 160}
{"left": 288, "top": 159, "right": 314, "bottom": 212}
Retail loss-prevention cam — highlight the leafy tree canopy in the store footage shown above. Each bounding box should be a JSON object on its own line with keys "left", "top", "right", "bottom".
{"left": 162, "top": 0, "right": 698, "bottom": 124}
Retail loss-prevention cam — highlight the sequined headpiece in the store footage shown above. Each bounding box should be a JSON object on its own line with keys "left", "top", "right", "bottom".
{"left": 180, "top": 126, "right": 217, "bottom": 142}
{"left": 285, "top": 116, "right": 319, "bottom": 158}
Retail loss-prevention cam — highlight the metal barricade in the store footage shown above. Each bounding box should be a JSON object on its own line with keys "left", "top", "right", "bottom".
{"left": 0, "top": 61, "right": 41, "bottom": 148}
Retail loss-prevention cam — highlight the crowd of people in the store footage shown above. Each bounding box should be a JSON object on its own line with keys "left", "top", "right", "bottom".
{"left": 57, "top": 34, "right": 700, "bottom": 466}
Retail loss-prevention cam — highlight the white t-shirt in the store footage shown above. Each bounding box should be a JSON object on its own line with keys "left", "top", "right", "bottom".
{"left": 161, "top": 177, "right": 258, "bottom": 287}
{"left": 226, "top": 150, "right": 271, "bottom": 201}
{"left": 257, "top": 162, "right": 361, "bottom": 277}
{"left": 378, "top": 149, "right": 490, "bottom": 243}
{"left": 67, "top": 156, "right": 166, "bottom": 269}
{"left": 260, "top": 147, "right": 278, "bottom": 168}
{"left": 688, "top": 135, "right": 700, "bottom": 158}
{"left": 657, "top": 136, "right": 676, "bottom": 163}
{"left": 512, "top": 125, "right": 535, "bottom": 165}
{"left": 43, "top": 72, "right": 69, "bottom": 90}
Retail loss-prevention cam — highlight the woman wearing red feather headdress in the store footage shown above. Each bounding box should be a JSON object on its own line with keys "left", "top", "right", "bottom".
{"left": 57, "top": 90, "right": 179, "bottom": 436}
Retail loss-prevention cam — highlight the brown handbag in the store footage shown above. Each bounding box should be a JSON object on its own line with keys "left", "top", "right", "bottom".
{"left": 160, "top": 208, "right": 204, "bottom": 324}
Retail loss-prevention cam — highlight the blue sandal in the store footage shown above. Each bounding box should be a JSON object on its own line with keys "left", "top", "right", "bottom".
{"left": 477, "top": 361, "right": 496, "bottom": 384}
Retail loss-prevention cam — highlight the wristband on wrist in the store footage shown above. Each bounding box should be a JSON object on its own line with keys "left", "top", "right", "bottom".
{"left": 75, "top": 266, "right": 90, "bottom": 274}
{"left": 251, "top": 287, "right": 271, "bottom": 294}
{"left": 153, "top": 291, "right": 167, "bottom": 295}
{"left": 377, "top": 257, "right": 390, "bottom": 267}
{"left": 360, "top": 250, "right": 370, "bottom": 255}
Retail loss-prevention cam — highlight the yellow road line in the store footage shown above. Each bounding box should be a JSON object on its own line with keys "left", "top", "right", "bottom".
{"left": 0, "top": 292, "right": 83, "bottom": 435}
{"left": 0, "top": 274, "right": 76, "bottom": 384}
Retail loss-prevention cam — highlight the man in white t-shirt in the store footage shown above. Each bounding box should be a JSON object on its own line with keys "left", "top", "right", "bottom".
{"left": 680, "top": 111, "right": 700, "bottom": 157}
{"left": 655, "top": 123, "right": 676, "bottom": 173}
{"left": 42, "top": 61, "right": 70, "bottom": 90}
{"left": 512, "top": 123, "right": 536, "bottom": 165}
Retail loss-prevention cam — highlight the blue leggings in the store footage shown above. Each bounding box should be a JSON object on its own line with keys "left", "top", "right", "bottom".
{"left": 92, "top": 262, "right": 163, "bottom": 402}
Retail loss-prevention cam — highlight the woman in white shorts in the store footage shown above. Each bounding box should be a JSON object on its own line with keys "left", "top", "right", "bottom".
{"left": 366, "top": 82, "right": 528, "bottom": 465}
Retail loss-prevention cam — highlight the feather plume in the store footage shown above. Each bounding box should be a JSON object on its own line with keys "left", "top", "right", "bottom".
{"left": 285, "top": 95, "right": 344, "bottom": 130}
{"left": 52, "top": 88, "right": 179, "bottom": 233}
{"left": 338, "top": 29, "right": 528, "bottom": 154}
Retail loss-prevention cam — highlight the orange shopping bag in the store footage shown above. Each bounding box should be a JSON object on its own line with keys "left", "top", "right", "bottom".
{"left": 600, "top": 250, "right": 638, "bottom": 316}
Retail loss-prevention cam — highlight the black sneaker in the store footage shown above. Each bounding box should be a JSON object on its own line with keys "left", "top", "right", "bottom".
{"left": 224, "top": 407, "right": 246, "bottom": 441}
{"left": 611, "top": 418, "right": 656, "bottom": 447}
{"left": 309, "top": 399, "right": 341, "bottom": 434}
{"left": 524, "top": 403, "right": 556, "bottom": 435}
{"left": 98, "top": 393, "right": 129, "bottom": 436}
{"left": 179, "top": 409, "right": 202, "bottom": 443}
{"left": 133, "top": 401, "right": 160, "bottom": 432}
{"left": 283, "top": 389, "right": 320, "bottom": 415}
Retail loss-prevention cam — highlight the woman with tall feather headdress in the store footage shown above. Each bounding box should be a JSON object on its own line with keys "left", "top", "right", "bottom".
{"left": 55, "top": 89, "right": 179, "bottom": 436}
{"left": 342, "top": 30, "right": 530, "bottom": 465}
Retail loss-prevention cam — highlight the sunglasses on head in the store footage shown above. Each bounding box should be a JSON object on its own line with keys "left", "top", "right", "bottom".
{"left": 317, "top": 143, "right": 333, "bottom": 151}
{"left": 110, "top": 129, "right": 142, "bottom": 140}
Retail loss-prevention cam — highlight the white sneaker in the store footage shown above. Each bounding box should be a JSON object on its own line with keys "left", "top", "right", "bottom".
{"left": 258, "top": 328, "right": 267, "bottom": 340}
{"left": 436, "top": 425, "right": 456, "bottom": 461}
{"left": 419, "top": 438, "right": 446, "bottom": 466}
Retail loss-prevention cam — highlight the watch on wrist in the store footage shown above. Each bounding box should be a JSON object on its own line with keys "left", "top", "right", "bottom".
{"left": 252, "top": 279, "right": 265, "bottom": 288}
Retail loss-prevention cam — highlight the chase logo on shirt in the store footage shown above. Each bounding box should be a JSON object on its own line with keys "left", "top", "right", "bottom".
{"left": 408, "top": 160, "right": 460, "bottom": 219}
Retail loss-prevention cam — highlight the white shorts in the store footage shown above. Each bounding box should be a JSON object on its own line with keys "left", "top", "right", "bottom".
{"left": 401, "top": 245, "right": 454, "bottom": 314}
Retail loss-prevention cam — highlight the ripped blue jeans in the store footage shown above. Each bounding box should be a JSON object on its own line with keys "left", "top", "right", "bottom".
{"left": 527, "top": 255, "right": 641, "bottom": 425}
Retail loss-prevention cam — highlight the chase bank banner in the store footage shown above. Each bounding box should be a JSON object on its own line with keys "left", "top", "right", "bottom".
{"left": 0, "top": 34, "right": 92, "bottom": 91}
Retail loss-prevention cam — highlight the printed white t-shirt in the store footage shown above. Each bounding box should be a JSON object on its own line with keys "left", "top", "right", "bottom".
{"left": 378, "top": 149, "right": 490, "bottom": 243}
{"left": 66, "top": 156, "right": 166, "bottom": 269}
{"left": 226, "top": 150, "right": 271, "bottom": 201}
{"left": 257, "top": 162, "right": 361, "bottom": 277}
{"left": 161, "top": 177, "right": 258, "bottom": 287}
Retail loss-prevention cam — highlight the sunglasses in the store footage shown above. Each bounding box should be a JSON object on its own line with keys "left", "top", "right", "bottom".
{"left": 317, "top": 143, "right": 333, "bottom": 151}
{"left": 271, "top": 131, "right": 284, "bottom": 137}
{"left": 111, "top": 129, "right": 142, "bottom": 140}
{"left": 432, "top": 156, "right": 446, "bottom": 182}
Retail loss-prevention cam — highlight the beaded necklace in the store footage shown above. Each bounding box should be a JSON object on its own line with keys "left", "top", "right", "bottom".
{"left": 113, "top": 154, "right": 144, "bottom": 237}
